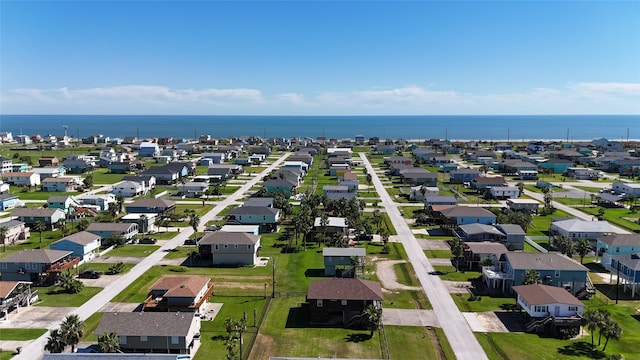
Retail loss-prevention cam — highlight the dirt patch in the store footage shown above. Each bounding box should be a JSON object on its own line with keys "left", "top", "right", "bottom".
{"left": 376, "top": 260, "right": 421, "bottom": 291}
{"left": 417, "top": 239, "right": 450, "bottom": 251}
{"left": 426, "top": 327, "right": 446, "bottom": 360}
{"left": 248, "top": 333, "right": 276, "bottom": 360}
{"left": 214, "top": 282, "right": 268, "bottom": 291}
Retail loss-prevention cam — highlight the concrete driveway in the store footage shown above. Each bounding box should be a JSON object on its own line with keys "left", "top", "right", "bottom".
{"left": 382, "top": 309, "right": 439, "bottom": 327}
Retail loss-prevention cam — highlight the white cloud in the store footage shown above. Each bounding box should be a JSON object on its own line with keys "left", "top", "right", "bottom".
{"left": 1, "top": 82, "right": 638, "bottom": 115}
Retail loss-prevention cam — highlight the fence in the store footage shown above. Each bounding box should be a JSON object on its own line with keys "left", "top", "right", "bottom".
{"left": 243, "top": 297, "right": 273, "bottom": 360}
{"left": 379, "top": 324, "right": 391, "bottom": 360}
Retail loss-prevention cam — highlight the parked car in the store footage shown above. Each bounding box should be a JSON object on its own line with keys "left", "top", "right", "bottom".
{"left": 184, "top": 238, "right": 198, "bottom": 245}
{"left": 138, "top": 237, "right": 157, "bottom": 244}
{"left": 205, "top": 225, "right": 218, "bottom": 231}
{"left": 79, "top": 270, "right": 103, "bottom": 279}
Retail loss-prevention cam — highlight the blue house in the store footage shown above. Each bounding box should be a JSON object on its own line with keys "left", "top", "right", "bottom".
{"left": 49, "top": 231, "right": 102, "bottom": 262}
{"left": 138, "top": 142, "right": 160, "bottom": 157}
{"left": 323, "top": 247, "right": 366, "bottom": 276}
{"left": 538, "top": 159, "right": 574, "bottom": 174}
{"left": 262, "top": 179, "right": 296, "bottom": 198}
{"left": 607, "top": 254, "right": 640, "bottom": 298}
{"left": 449, "top": 169, "right": 481, "bottom": 183}
{"left": 483, "top": 252, "right": 590, "bottom": 297}
{"left": 226, "top": 206, "right": 281, "bottom": 233}
{"left": 47, "top": 195, "right": 81, "bottom": 214}
{"left": 0, "top": 194, "right": 19, "bottom": 210}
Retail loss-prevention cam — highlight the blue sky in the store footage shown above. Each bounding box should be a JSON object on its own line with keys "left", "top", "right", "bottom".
{"left": 1, "top": 1, "right": 639, "bottom": 115}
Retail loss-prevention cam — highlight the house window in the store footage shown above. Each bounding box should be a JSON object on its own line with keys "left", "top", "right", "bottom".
{"left": 120, "top": 336, "right": 127, "bottom": 345}
{"left": 317, "top": 299, "right": 323, "bottom": 307}
{"left": 1, "top": 262, "right": 6, "bottom": 269}
{"left": 234, "top": 245, "right": 238, "bottom": 248}
{"left": 140, "top": 336, "right": 148, "bottom": 342}
{"left": 341, "top": 300, "right": 348, "bottom": 306}
{"left": 224, "top": 244, "right": 228, "bottom": 248}
{"left": 616, "top": 247, "right": 620, "bottom": 253}
{"left": 215, "top": 245, "right": 219, "bottom": 250}
{"left": 555, "top": 270, "right": 560, "bottom": 278}
{"left": 568, "top": 306, "right": 578, "bottom": 312}
{"left": 171, "top": 336, "right": 179, "bottom": 344}
{"left": 534, "top": 305, "right": 548, "bottom": 313}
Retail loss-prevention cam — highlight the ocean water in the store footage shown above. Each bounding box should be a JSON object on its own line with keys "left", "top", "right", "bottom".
{"left": 0, "top": 114, "right": 638, "bottom": 141}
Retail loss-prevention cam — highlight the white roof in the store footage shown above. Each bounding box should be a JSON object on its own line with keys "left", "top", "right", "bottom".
{"left": 552, "top": 219, "right": 619, "bottom": 233}
{"left": 220, "top": 225, "right": 260, "bottom": 233}
{"left": 323, "top": 247, "right": 366, "bottom": 257}
{"left": 507, "top": 198, "right": 540, "bottom": 204}
{"left": 314, "top": 217, "right": 348, "bottom": 228}
{"left": 121, "top": 213, "right": 157, "bottom": 220}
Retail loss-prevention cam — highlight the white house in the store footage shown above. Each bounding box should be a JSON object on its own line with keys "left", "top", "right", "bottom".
{"left": 177, "top": 181, "right": 209, "bottom": 198}
{"left": 410, "top": 186, "right": 439, "bottom": 201}
{"left": 2, "top": 172, "right": 40, "bottom": 187}
{"left": 110, "top": 180, "right": 145, "bottom": 197}
{"left": 550, "top": 219, "right": 620, "bottom": 240}
{"left": 611, "top": 182, "right": 640, "bottom": 197}
{"left": 489, "top": 186, "right": 520, "bottom": 199}
{"left": 513, "top": 283, "right": 584, "bottom": 318}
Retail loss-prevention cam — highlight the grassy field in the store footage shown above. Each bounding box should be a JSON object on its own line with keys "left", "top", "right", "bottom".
{"left": 35, "top": 286, "right": 103, "bottom": 307}
{"left": 581, "top": 207, "right": 640, "bottom": 232}
{"left": 90, "top": 168, "right": 126, "bottom": 184}
{"left": 77, "top": 261, "right": 135, "bottom": 274}
{"left": 104, "top": 244, "right": 160, "bottom": 257}
{"left": 0, "top": 328, "right": 48, "bottom": 340}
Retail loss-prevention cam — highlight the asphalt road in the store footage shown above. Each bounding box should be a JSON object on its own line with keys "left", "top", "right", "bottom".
{"left": 16, "top": 153, "right": 291, "bottom": 360}
{"left": 360, "top": 153, "right": 489, "bottom": 360}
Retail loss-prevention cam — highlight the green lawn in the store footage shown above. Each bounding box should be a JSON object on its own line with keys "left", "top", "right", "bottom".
{"left": 10, "top": 189, "right": 79, "bottom": 201}
{"left": 151, "top": 231, "right": 179, "bottom": 240}
{"left": 175, "top": 203, "right": 214, "bottom": 216}
{"left": 89, "top": 168, "right": 126, "bottom": 184}
{"left": 77, "top": 261, "right": 135, "bottom": 274}
{"left": 104, "top": 244, "right": 160, "bottom": 257}
{"left": 431, "top": 266, "right": 482, "bottom": 282}
{"left": 163, "top": 246, "right": 195, "bottom": 259}
{"left": 35, "top": 286, "right": 103, "bottom": 307}
{"left": 572, "top": 186, "right": 602, "bottom": 193}
{"left": 424, "top": 249, "right": 452, "bottom": 258}
{"left": 0, "top": 351, "right": 16, "bottom": 360}
{"left": 451, "top": 293, "right": 517, "bottom": 312}
{"left": 527, "top": 209, "right": 571, "bottom": 236}
{"left": 581, "top": 207, "right": 640, "bottom": 232}
{"left": 0, "top": 328, "right": 48, "bottom": 340}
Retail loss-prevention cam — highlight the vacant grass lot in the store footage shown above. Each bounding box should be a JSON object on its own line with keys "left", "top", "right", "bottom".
{"left": 77, "top": 262, "right": 135, "bottom": 274}
{"left": 104, "top": 244, "right": 160, "bottom": 257}
{"left": 581, "top": 207, "right": 640, "bottom": 232}
{"left": 89, "top": 168, "right": 126, "bottom": 184}
{"left": 0, "top": 328, "right": 48, "bottom": 340}
{"left": 35, "top": 286, "right": 103, "bottom": 307}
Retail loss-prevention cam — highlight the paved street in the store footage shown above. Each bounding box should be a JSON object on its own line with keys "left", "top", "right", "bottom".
{"left": 14, "top": 153, "right": 291, "bottom": 360}
{"left": 360, "top": 153, "right": 489, "bottom": 360}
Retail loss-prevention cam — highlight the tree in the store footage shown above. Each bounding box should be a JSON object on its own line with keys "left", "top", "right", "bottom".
{"left": 450, "top": 237, "right": 465, "bottom": 272}
{"left": 597, "top": 207, "right": 606, "bottom": 219}
{"left": 189, "top": 213, "right": 200, "bottom": 239}
{"left": 83, "top": 173, "right": 94, "bottom": 188}
{"left": 98, "top": 332, "right": 121, "bottom": 353}
{"left": 372, "top": 209, "right": 382, "bottom": 233}
{"left": 59, "top": 271, "right": 84, "bottom": 294}
{"left": 522, "top": 269, "right": 541, "bottom": 285}
{"left": 0, "top": 225, "right": 8, "bottom": 251}
{"left": 44, "top": 328, "right": 66, "bottom": 353}
{"left": 362, "top": 304, "right": 382, "bottom": 336}
{"left": 76, "top": 218, "right": 90, "bottom": 232}
{"left": 516, "top": 182, "right": 525, "bottom": 196}
{"left": 366, "top": 173, "right": 372, "bottom": 186}
{"left": 60, "top": 314, "right": 85, "bottom": 353}
{"left": 582, "top": 309, "right": 603, "bottom": 348}
{"left": 596, "top": 308, "right": 612, "bottom": 347}
{"left": 108, "top": 203, "right": 119, "bottom": 222}
{"left": 557, "top": 235, "right": 575, "bottom": 259}
{"left": 57, "top": 218, "right": 68, "bottom": 236}
{"left": 116, "top": 195, "right": 125, "bottom": 213}
{"left": 33, "top": 220, "right": 46, "bottom": 244}
{"left": 576, "top": 238, "right": 591, "bottom": 264}
{"left": 380, "top": 228, "right": 390, "bottom": 254}
{"left": 601, "top": 318, "right": 622, "bottom": 352}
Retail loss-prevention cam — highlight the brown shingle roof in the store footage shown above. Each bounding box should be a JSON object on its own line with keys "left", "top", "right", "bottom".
{"left": 149, "top": 275, "right": 211, "bottom": 297}
{"left": 307, "top": 278, "right": 383, "bottom": 301}
{"left": 513, "top": 284, "right": 583, "bottom": 306}
{"left": 12, "top": 208, "right": 63, "bottom": 217}
{"left": 96, "top": 312, "right": 196, "bottom": 337}
{"left": 0, "top": 281, "right": 26, "bottom": 299}
{"left": 198, "top": 232, "right": 260, "bottom": 245}
{"left": 473, "top": 176, "right": 507, "bottom": 184}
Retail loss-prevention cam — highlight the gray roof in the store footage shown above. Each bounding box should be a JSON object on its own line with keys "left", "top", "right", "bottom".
{"left": 12, "top": 208, "right": 64, "bottom": 218}
{"left": 610, "top": 254, "right": 640, "bottom": 270}
{"left": 198, "top": 232, "right": 260, "bottom": 245}
{"left": 458, "top": 224, "right": 503, "bottom": 236}
{"left": 440, "top": 206, "right": 496, "bottom": 218}
{"left": 48, "top": 195, "right": 76, "bottom": 203}
{"left": 551, "top": 219, "right": 617, "bottom": 233}
{"left": 504, "top": 252, "right": 588, "bottom": 271}
{"left": 599, "top": 234, "right": 640, "bottom": 247}
{"left": 228, "top": 206, "right": 280, "bottom": 216}
{"left": 465, "top": 242, "right": 508, "bottom": 256}
{"left": 496, "top": 224, "right": 526, "bottom": 235}
{"left": 314, "top": 217, "right": 348, "bottom": 228}
{"left": 243, "top": 198, "right": 274, "bottom": 207}
{"left": 44, "top": 355, "right": 183, "bottom": 360}
{"left": 0, "top": 194, "right": 18, "bottom": 201}
{"left": 425, "top": 196, "right": 457, "bottom": 203}
{"left": 127, "top": 198, "right": 176, "bottom": 208}
{"left": 262, "top": 179, "right": 296, "bottom": 187}
{"left": 323, "top": 247, "right": 366, "bottom": 257}
{"left": 323, "top": 185, "right": 349, "bottom": 191}
{"left": 54, "top": 231, "right": 101, "bottom": 246}
{"left": 96, "top": 312, "right": 196, "bottom": 337}
{"left": 0, "top": 249, "right": 72, "bottom": 264}
{"left": 87, "top": 223, "right": 137, "bottom": 232}
{"left": 0, "top": 220, "right": 25, "bottom": 229}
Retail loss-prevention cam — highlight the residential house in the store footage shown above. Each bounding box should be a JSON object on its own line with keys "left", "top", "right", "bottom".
{"left": 611, "top": 182, "right": 640, "bottom": 197}
{"left": 262, "top": 179, "right": 296, "bottom": 198}
{"left": 41, "top": 177, "right": 77, "bottom": 192}
{"left": 62, "top": 159, "right": 94, "bottom": 174}
{"left": 563, "top": 167, "right": 600, "bottom": 180}
{"left": 31, "top": 167, "right": 65, "bottom": 180}
{"left": 0, "top": 220, "right": 30, "bottom": 244}
{"left": 329, "top": 164, "right": 351, "bottom": 177}
{"left": 449, "top": 169, "right": 481, "bottom": 184}
{"left": 507, "top": 199, "right": 540, "bottom": 213}
{"left": 197, "top": 232, "right": 261, "bottom": 266}
{"left": 538, "top": 159, "right": 574, "bottom": 174}
{"left": 141, "top": 167, "right": 180, "bottom": 185}
{"left": 597, "top": 234, "right": 640, "bottom": 268}
{"left": 500, "top": 160, "right": 538, "bottom": 175}
{"left": 550, "top": 219, "right": 619, "bottom": 241}
{"left": 121, "top": 213, "right": 157, "bottom": 234}
{"left": 2, "top": 172, "right": 40, "bottom": 187}
{"left": 496, "top": 224, "right": 526, "bottom": 251}
{"left": 242, "top": 198, "right": 274, "bottom": 208}
{"left": 463, "top": 242, "right": 508, "bottom": 269}
{"left": 489, "top": 186, "right": 520, "bottom": 199}
{"left": 483, "top": 252, "right": 590, "bottom": 297}
{"left": 424, "top": 195, "right": 458, "bottom": 207}
{"left": 384, "top": 156, "right": 413, "bottom": 166}
{"left": 0, "top": 181, "right": 9, "bottom": 194}
{"left": 111, "top": 180, "right": 146, "bottom": 197}
{"left": 527, "top": 141, "right": 545, "bottom": 154}
{"left": 38, "top": 157, "right": 59, "bottom": 167}
{"left": 471, "top": 176, "right": 507, "bottom": 191}
{"left": 95, "top": 312, "right": 200, "bottom": 355}
{"left": 47, "top": 195, "right": 80, "bottom": 214}
{"left": 606, "top": 254, "right": 640, "bottom": 298}
{"left": 323, "top": 185, "right": 356, "bottom": 201}
{"left": 125, "top": 198, "right": 176, "bottom": 215}
{"left": 399, "top": 168, "right": 438, "bottom": 186}
{"left": 323, "top": 247, "right": 366, "bottom": 276}
{"left": 138, "top": 142, "right": 161, "bottom": 157}
{"left": 219, "top": 225, "right": 260, "bottom": 235}
{"left": 338, "top": 172, "right": 359, "bottom": 192}
{"left": 0, "top": 249, "right": 78, "bottom": 284}
{"left": 107, "top": 162, "right": 135, "bottom": 174}
{"left": 49, "top": 231, "right": 102, "bottom": 262}
{"left": 11, "top": 208, "right": 65, "bottom": 230}
{"left": 313, "top": 217, "right": 348, "bottom": 234}
{"left": 0, "top": 281, "right": 34, "bottom": 317}
{"left": 455, "top": 224, "right": 504, "bottom": 242}
{"left": 410, "top": 186, "right": 439, "bottom": 202}
{"left": 0, "top": 157, "right": 13, "bottom": 174}
{"left": 0, "top": 194, "right": 19, "bottom": 210}
{"left": 226, "top": 206, "right": 281, "bottom": 233}
{"left": 177, "top": 182, "right": 209, "bottom": 198}
{"left": 142, "top": 275, "right": 214, "bottom": 313}
{"left": 374, "top": 144, "right": 397, "bottom": 155}
{"left": 306, "top": 278, "right": 383, "bottom": 326}
{"left": 87, "top": 222, "right": 139, "bottom": 244}
{"left": 434, "top": 206, "right": 497, "bottom": 227}
{"left": 78, "top": 194, "right": 117, "bottom": 212}
{"left": 513, "top": 284, "right": 584, "bottom": 334}
{"left": 271, "top": 168, "right": 303, "bottom": 186}
{"left": 122, "top": 175, "right": 156, "bottom": 193}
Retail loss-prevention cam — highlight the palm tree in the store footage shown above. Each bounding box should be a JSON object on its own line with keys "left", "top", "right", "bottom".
{"left": 516, "top": 182, "right": 525, "bottom": 196}
{"left": 189, "top": 213, "right": 201, "bottom": 239}
{"left": 33, "top": 220, "right": 46, "bottom": 244}
{"left": 0, "top": 226, "right": 8, "bottom": 252}
{"left": 57, "top": 218, "right": 68, "bottom": 236}
{"left": 98, "top": 332, "right": 121, "bottom": 353}
{"left": 582, "top": 309, "right": 602, "bottom": 347}
{"left": 522, "top": 269, "right": 541, "bottom": 285}
{"left": 576, "top": 238, "right": 591, "bottom": 264}
{"left": 596, "top": 308, "right": 612, "bottom": 347}
{"left": 601, "top": 319, "right": 622, "bottom": 352}
{"left": 44, "top": 328, "right": 66, "bottom": 353}
{"left": 450, "top": 237, "right": 465, "bottom": 272}
{"left": 108, "top": 203, "right": 119, "bottom": 222}
{"left": 362, "top": 304, "right": 382, "bottom": 336}
{"left": 60, "top": 314, "right": 85, "bottom": 353}
{"left": 116, "top": 195, "right": 124, "bottom": 213}
{"left": 76, "top": 218, "right": 90, "bottom": 232}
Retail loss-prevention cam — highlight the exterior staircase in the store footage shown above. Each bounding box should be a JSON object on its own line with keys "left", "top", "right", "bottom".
{"left": 525, "top": 313, "right": 554, "bottom": 333}
{"left": 575, "top": 276, "right": 596, "bottom": 299}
